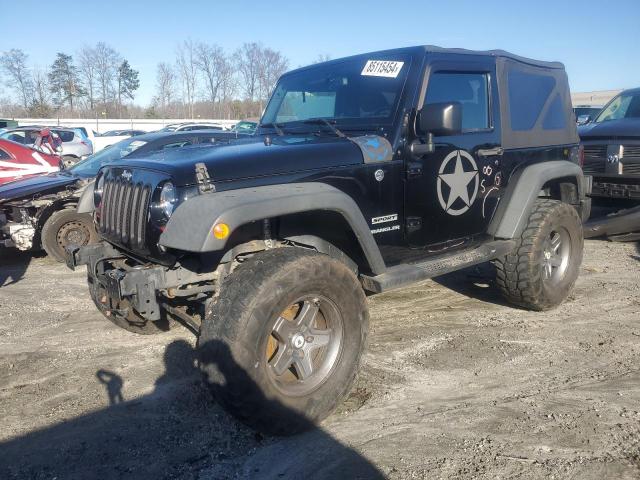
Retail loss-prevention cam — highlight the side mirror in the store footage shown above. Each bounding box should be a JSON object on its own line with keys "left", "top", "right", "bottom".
{"left": 577, "top": 114, "right": 591, "bottom": 125}
{"left": 417, "top": 102, "right": 463, "bottom": 137}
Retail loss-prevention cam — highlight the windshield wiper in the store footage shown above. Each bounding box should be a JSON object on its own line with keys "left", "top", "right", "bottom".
{"left": 302, "top": 118, "right": 347, "bottom": 138}
{"left": 259, "top": 122, "right": 284, "bottom": 136}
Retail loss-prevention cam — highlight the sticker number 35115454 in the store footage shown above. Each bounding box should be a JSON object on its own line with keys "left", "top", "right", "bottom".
{"left": 361, "top": 60, "right": 404, "bottom": 78}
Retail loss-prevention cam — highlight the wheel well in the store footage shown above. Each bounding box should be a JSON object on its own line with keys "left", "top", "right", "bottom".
{"left": 33, "top": 201, "right": 78, "bottom": 249}
{"left": 221, "top": 211, "right": 370, "bottom": 274}
{"left": 541, "top": 176, "right": 579, "bottom": 205}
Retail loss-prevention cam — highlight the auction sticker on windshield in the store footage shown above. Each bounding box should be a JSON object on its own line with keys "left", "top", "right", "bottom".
{"left": 361, "top": 60, "right": 404, "bottom": 78}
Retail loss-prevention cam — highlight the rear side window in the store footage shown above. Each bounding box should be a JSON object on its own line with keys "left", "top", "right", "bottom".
{"left": 0, "top": 148, "right": 10, "bottom": 159}
{"left": 507, "top": 70, "right": 566, "bottom": 131}
{"left": 426, "top": 72, "right": 490, "bottom": 131}
{"left": 162, "top": 140, "right": 193, "bottom": 149}
{"left": 54, "top": 130, "right": 75, "bottom": 142}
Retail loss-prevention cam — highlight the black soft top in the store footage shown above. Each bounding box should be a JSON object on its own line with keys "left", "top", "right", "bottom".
{"left": 286, "top": 45, "right": 578, "bottom": 150}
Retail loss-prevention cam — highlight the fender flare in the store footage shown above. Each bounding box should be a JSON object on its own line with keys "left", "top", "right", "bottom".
{"left": 159, "top": 182, "right": 387, "bottom": 274}
{"left": 488, "top": 160, "right": 585, "bottom": 239}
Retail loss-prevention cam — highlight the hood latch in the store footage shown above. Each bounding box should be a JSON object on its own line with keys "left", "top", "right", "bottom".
{"left": 195, "top": 162, "right": 215, "bottom": 193}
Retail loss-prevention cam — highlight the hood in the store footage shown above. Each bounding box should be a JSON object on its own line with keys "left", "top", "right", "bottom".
{"left": 579, "top": 118, "right": 640, "bottom": 141}
{"left": 0, "top": 172, "right": 79, "bottom": 204}
{"left": 106, "top": 134, "right": 367, "bottom": 186}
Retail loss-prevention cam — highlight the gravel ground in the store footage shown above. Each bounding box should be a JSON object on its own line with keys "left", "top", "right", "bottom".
{"left": 1, "top": 239, "right": 639, "bottom": 479}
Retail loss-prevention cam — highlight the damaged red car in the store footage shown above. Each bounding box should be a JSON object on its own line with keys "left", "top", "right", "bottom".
{"left": 0, "top": 138, "right": 59, "bottom": 185}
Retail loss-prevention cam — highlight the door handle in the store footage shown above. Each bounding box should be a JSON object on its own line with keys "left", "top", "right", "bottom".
{"left": 477, "top": 146, "right": 504, "bottom": 157}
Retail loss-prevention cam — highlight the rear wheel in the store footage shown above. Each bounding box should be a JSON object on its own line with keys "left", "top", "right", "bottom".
{"left": 495, "top": 199, "right": 583, "bottom": 311}
{"left": 198, "top": 248, "right": 368, "bottom": 435}
{"left": 41, "top": 209, "right": 98, "bottom": 262}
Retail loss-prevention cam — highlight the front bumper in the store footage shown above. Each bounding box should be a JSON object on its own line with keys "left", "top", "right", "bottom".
{"left": 590, "top": 174, "right": 640, "bottom": 199}
{"left": 67, "top": 242, "right": 170, "bottom": 321}
{"left": 67, "top": 241, "right": 215, "bottom": 322}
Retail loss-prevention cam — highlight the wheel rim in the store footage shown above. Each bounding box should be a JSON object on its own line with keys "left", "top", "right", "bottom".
{"left": 265, "top": 295, "right": 343, "bottom": 396}
{"left": 57, "top": 221, "right": 91, "bottom": 251}
{"left": 542, "top": 227, "right": 571, "bottom": 286}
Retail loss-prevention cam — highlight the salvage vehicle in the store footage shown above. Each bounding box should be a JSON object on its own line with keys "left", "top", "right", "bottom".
{"left": 0, "top": 138, "right": 59, "bottom": 185}
{"left": 68, "top": 46, "right": 588, "bottom": 435}
{"left": 0, "top": 126, "right": 92, "bottom": 167}
{"left": 579, "top": 88, "right": 640, "bottom": 200}
{"left": 0, "top": 131, "right": 234, "bottom": 261}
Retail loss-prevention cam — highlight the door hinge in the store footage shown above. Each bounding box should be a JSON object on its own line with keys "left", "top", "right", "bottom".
{"left": 406, "top": 162, "right": 423, "bottom": 178}
{"left": 406, "top": 216, "right": 422, "bottom": 232}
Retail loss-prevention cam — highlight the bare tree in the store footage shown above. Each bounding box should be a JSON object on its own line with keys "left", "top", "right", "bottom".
{"left": 176, "top": 40, "right": 197, "bottom": 118}
{"left": 94, "top": 42, "right": 120, "bottom": 112}
{"left": 194, "top": 42, "right": 230, "bottom": 117}
{"left": 31, "top": 66, "right": 50, "bottom": 116}
{"left": 258, "top": 47, "right": 288, "bottom": 102}
{"left": 78, "top": 45, "right": 97, "bottom": 110}
{"left": 235, "top": 42, "right": 262, "bottom": 102}
{"left": 155, "top": 62, "right": 175, "bottom": 117}
{"left": 0, "top": 49, "right": 33, "bottom": 109}
{"left": 313, "top": 54, "right": 331, "bottom": 64}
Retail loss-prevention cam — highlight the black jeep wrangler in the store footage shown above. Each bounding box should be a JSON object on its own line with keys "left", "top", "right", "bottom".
{"left": 68, "top": 46, "right": 588, "bottom": 435}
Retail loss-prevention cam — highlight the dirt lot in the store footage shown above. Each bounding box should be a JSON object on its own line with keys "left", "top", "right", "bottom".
{"left": 1, "top": 239, "right": 639, "bottom": 479}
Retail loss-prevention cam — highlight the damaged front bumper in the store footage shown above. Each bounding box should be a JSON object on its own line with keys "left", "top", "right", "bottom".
{"left": 67, "top": 241, "right": 215, "bottom": 322}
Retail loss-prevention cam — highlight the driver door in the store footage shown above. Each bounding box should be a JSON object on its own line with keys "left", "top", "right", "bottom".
{"left": 405, "top": 62, "right": 503, "bottom": 248}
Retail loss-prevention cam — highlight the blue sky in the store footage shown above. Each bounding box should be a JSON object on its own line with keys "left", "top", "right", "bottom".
{"left": 1, "top": 0, "right": 638, "bottom": 105}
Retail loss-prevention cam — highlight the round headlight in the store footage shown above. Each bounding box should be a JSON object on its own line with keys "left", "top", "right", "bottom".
{"left": 159, "top": 182, "right": 177, "bottom": 218}
{"left": 94, "top": 174, "right": 105, "bottom": 207}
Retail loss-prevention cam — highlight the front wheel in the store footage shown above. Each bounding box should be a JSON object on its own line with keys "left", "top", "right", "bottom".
{"left": 198, "top": 248, "right": 369, "bottom": 435}
{"left": 495, "top": 199, "right": 583, "bottom": 311}
{"left": 41, "top": 209, "right": 99, "bottom": 262}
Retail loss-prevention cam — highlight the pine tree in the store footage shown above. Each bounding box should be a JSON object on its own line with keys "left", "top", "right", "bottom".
{"left": 116, "top": 60, "right": 140, "bottom": 117}
{"left": 48, "top": 53, "right": 84, "bottom": 113}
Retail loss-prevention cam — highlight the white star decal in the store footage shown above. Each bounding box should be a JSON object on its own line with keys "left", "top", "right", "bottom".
{"left": 436, "top": 150, "right": 479, "bottom": 216}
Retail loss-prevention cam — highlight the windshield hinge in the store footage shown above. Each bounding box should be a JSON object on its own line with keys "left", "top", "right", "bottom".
{"left": 195, "top": 162, "right": 215, "bottom": 193}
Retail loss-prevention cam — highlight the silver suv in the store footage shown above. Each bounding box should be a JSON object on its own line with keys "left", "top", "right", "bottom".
{"left": 0, "top": 127, "right": 93, "bottom": 167}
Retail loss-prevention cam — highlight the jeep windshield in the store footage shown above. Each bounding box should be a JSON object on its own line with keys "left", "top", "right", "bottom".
{"left": 261, "top": 55, "right": 410, "bottom": 132}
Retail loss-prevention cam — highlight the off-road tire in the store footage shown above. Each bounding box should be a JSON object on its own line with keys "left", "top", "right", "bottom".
{"left": 41, "top": 209, "right": 99, "bottom": 262}
{"left": 495, "top": 199, "right": 583, "bottom": 311}
{"left": 87, "top": 273, "right": 174, "bottom": 334}
{"left": 198, "top": 248, "right": 368, "bottom": 435}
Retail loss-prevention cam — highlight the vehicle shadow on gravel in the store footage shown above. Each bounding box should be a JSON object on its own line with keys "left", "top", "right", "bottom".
{"left": 0, "top": 339, "right": 383, "bottom": 480}
{"left": 433, "top": 262, "right": 516, "bottom": 308}
{"left": 0, "top": 249, "right": 35, "bottom": 287}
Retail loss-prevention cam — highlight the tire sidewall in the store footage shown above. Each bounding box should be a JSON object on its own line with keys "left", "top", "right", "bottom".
{"left": 199, "top": 249, "right": 368, "bottom": 432}
{"left": 42, "top": 209, "right": 98, "bottom": 262}
{"left": 531, "top": 204, "right": 583, "bottom": 307}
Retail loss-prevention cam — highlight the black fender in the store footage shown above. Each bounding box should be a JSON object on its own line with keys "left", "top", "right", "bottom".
{"left": 488, "top": 160, "right": 585, "bottom": 239}
{"left": 76, "top": 181, "right": 95, "bottom": 214}
{"left": 159, "top": 182, "right": 387, "bottom": 274}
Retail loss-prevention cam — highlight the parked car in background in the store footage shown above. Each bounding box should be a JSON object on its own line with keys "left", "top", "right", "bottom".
{"left": 230, "top": 120, "right": 258, "bottom": 134}
{"left": 0, "top": 126, "right": 92, "bottom": 167}
{"left": 100, "top": 129, "right": 147, "bottom": 137}
{"left": 579, "top": 88, "right": 640, "bottom": 199}
{"left": 0, "top": 130, "right": 240, "bottom": 261}
{"left": 573, "top": 105, "right": 602, "bottom": 125}
{"left": 90, "top": 129, "right": 146, "bottom": 153}
{"left": 0, "top": 138, "right": 59, "bottom": 186}
{"left": 160, "top": 122, "right": 227, "bottom": 132}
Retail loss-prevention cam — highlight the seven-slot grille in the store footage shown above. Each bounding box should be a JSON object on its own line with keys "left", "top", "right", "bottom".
{"left": 99, "top": 177, "right": 151, "bottom": 248}
{"left": 582, "top": 145, "right": 606, "bottom": 174}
